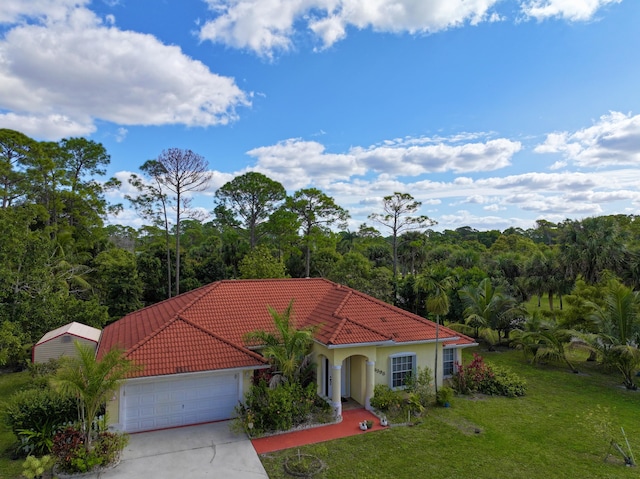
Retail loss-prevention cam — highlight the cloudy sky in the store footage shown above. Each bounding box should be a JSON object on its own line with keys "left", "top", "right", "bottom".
{"left": 1, "top": 0, "right": 639, "bottom": 232}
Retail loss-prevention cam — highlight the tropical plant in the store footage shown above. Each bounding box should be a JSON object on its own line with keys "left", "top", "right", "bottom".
{"left": 244, "top": 300, "right": 316, "bottom": 387}
{"left": 54, "top": 342, "right": 136, "bottom": 447}
{"left": 510, "top": 316, "right": 580, "bottom": 373}
{"left": 459, "top": 278, "right": 525, "bottom": 339}
{"left": 582, "top": 278, "right": 640, "bottom": 389}
{"left": 4, "top": 387, "right": 77, "bottom": 455}
{"left": 414, "top": 268, "right": 453, "bottom": 395}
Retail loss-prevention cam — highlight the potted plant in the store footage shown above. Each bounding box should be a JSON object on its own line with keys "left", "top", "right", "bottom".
{"left": 359, "top": 421, "right": 368, "bottom": 431}
{"left": 436, "top": 386, "right": 454, "bottom": 407}
{"left": 365, "top": 420, "right": 373, "bottom": 429}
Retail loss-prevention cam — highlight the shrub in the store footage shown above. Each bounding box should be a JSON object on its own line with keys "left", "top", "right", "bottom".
{"left": 453, "top": 353, "right": 526, "bottom": 398}
{"left": 52, "top": 426, "right": 128, "bottom": 474}
{"left": 4, "top": 388, "right": 77, "bottom": 455}
{"left": 370, "top": 384, "right": 403, "bottom": 412}
{"left": 236, "top": 380, "right": 329, "bottom": 436}
{"left": 436, "top": 386, "right": 454, "bottom": 406}
{"left": 21, "top": 454, "right": 55, "bottom": 479}
{"left": 480, "top": 364, "right": 527, "bottom": 398}
{"left": 405, "top": 366, "right": 434, "bottom": 407}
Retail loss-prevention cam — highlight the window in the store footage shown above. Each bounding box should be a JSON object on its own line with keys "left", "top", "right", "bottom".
{"left": 390, "top": 354, "right": 415, "bottom": 388}
{"left": 443, "top": 348, "right": 455, "bottom": 377}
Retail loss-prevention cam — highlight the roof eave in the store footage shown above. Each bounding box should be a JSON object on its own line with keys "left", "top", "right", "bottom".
{"left": 444, "top": 342, "right": 479, "bottom": 349}
{"left": 323, "top": 340, "right": 395, "bottom": 349}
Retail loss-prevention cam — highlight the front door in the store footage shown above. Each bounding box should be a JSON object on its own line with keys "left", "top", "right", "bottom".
{"left": 341, "top": 357, "right": 351, "bottom": 398}
{"left": 322, "top": 357, "right": 351, "bottom": 399}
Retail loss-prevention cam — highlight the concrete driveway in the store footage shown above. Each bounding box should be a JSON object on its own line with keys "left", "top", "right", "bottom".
{"left": 85, "top": 421, "right": 268, "bottom": 479}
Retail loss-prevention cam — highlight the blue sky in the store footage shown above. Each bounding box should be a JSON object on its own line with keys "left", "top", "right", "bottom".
{"left": 1, "top": 0, "right": 639, "bottom": 232}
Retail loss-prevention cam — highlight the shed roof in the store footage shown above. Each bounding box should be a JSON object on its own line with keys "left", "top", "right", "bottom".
{"left": 36, "top": 322, "right": 102, "bottom": 346}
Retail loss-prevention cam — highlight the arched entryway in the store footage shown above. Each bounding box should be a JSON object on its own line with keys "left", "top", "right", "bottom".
{"left": 318, "top": 353, "right": 375, "bottom": 417}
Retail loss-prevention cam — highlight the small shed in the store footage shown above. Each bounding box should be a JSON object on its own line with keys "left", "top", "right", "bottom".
{"left": 33, "top": 322, "right": 102, "bottom": 364}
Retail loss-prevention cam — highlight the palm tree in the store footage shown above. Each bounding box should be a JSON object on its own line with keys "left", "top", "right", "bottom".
{"left": 56, "top": 342, "right": 136, "bottom": 447}
{"left": 584, "top": 278, "right": 640, "bottom": 389}
{"left": 511, "top": 317, "right": 579, "bottom": 373}
{"left": 245, "top": 300, "right": 316, "bottom": 387}
{"left": 459, "top": 278, "right": 524, "bottom": 340}
{"left": 415, "top": 268, "right": 454, "bottom": 396}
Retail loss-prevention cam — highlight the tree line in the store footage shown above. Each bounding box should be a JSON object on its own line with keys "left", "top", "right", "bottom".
{"left": 2, "top": 128, "right": 640, "bottom": 388}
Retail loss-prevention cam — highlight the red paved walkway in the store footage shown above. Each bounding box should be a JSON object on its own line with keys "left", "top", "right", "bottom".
{"left": 251, "top": 408, "right": 387, "bottom": 454}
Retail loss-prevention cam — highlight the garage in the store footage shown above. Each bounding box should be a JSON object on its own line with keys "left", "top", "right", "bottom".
{"left": 121, "top": 371, "right": 240, "bottom": 433}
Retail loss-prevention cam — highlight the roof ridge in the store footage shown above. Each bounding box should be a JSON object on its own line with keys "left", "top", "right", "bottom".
{"left": 344, "top": 284, "right": 460, "bottom": 338}
{"left": 126, "top": 316, "right": 181, "bottom": 357}
{"left": 329, "top": 281, "right": 463, "bottom": 341}
{"left": 173, "top": 282, "right": 221, "bottom": 317}
{"left": 178, "top": 316, "right": 268, "bottom": 364}
{"left": 330, "top": 316, "right": 393, "bottom": 341}
{"left": 332, "top": 287, "right": 352, "bottom": 317}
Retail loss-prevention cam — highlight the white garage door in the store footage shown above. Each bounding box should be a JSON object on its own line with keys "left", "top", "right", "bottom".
{"left": 122, "top": 372, "right": 240, "bottom": 433}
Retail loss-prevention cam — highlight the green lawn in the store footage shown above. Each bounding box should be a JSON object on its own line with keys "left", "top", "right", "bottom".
{"left": 261, "top": 348, "right": 640, "bottom": 479}
{"left": 0, "top": 370, "right": 31, "bottom": 479}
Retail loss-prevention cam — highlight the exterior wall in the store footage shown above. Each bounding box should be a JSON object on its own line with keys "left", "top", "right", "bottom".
{"left": 374, "top": 343, "right": 436, "bottom": 388}
{"left": 33, "top": 335, "right": 97, "bottom": 364}
{"left": 106, "top": 388, "right": 120, "bottom": 426}
{"left": 349, "top": 355, "right": 366, "bottom": 404}
{"left": 311, "top": 341, "right": 456, "bottom": 409}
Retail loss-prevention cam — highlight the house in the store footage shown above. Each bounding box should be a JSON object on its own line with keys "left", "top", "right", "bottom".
{"left": 33, "top": 322, "right": 102, "bottom": 364}
{"left": 97, "top": 278, "right": 477, "bottom": 433}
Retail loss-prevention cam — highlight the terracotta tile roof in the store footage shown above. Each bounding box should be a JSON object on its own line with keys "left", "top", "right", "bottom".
{"left": 97, "top": 278, "right": 476, "bottom": 378}
{"left": 125, "top": 318, "right": 267, "bottom": 378}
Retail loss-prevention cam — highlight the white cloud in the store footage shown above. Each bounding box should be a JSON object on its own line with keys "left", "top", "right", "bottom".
{"left": 199, "top": 0, "right": 501, "bottom": 57}
{"left": 247, "top": 138, "right": 365, "bottom": 190}
{"left": 0, "top": 3, "right": 250, "bottom": 140}
{"left": 534, "top": 112, "right": 640, "bottom": 168}
{"left": 244, "top": 135, "right": 520, "bottom": 192}
{"left": 0, "top": 112, "right": 95, "bottom": 139}
{"left": 0, "top": 0, "right": 86, "bottom": 24}
{"left": 115, "top": 127, "right": 128, "bottom": 143}
{"left": 521, "top": 0, "right": 622, "bottom": 21}
{"left": 352, "top": 138, "right": 521, "bottom": 175}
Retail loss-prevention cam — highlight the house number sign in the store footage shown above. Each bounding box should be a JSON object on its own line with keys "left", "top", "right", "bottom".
{"left": 375, "top": 368, "right": 386, "bottom": 376}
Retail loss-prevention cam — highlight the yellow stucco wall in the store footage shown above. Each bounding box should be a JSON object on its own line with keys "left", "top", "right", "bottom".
{"left": 106, "top": 388, "right": 120, "bottom": 425}
{"left": 312, "top": 340, "right": 446, "bottom": 401}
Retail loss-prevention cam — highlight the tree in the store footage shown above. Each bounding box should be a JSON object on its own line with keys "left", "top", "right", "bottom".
{"left": 238, "top": 245, "right": 288, "bottom": 279}
{"left": 510, "top": 316, "right": 580, "bottom": 373}
{"left": 459, "top": 278, "right": 524, "bottom": 339}
{"left": 327, "top": 252, "right": 393, "bottom": 302}
{"left": 285, "top": 188, "right": 349, "bottom": 277}
{"left": 584, "top": 278, "right": 640, "bottom": 389}
{"left": 55, "top": 342, "right": 136, "bottom": 447}
{"left": 244, "top": 301, "right": 316, "bottom": 387}
{"left": 0, "top": 320, "right": 24, "bottom": 366}
{"left": 92, "top": 248, "right": 143, "bottom": 320}
{"left": 154, "top": 149, "right": 212, "bottom": 295}
{"left": 0, "top": 129, "right": 35, "bottom": 208}
{"left": 368, "top": 192, "right": 436, "bottom": 285}
{"left": 559, "top": 217, "right": 629, "bottom": 284}
{"left": 214, "top": 172, "right": 286, "bottom": 248}
{"left": 127, "top": 160, "right": 174, "bottom": 298}
{"left": 415, "top": 267, "right": 454, "bottom": 395}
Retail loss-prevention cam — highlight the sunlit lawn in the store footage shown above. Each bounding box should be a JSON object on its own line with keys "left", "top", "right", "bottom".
{"left": 261, "top": 348, "right": 640, "bottom": 479}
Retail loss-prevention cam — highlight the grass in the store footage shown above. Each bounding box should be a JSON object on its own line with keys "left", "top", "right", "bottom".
{"left": 260, "top": 348, "right": 640, "bottom": 479}
{"left": 0, "top": 370, "right": 31, "bottom": 479}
